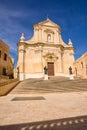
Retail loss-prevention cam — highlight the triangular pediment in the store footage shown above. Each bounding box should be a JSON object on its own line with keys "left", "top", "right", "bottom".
{"left": 34, "top": 18, "right": 61, "bottom": 30}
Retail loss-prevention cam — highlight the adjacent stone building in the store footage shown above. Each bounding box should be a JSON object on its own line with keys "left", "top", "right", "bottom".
{"left": 74, "top": 52, "right": 87, "bottom": 79}
{"left": 0, "top": 40, "right": 14, "bottom": 78}
{"left": 17, "top": 18, "right": 75, "bottom": 80}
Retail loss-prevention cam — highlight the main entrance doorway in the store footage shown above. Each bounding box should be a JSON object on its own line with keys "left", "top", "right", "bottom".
{"left": 47, "top": 62, "right": 54, "bottom": 76}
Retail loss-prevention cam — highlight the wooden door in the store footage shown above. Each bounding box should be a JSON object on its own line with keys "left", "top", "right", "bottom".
{"left": 47, "top": 62, "right": 54, "bottom": 76}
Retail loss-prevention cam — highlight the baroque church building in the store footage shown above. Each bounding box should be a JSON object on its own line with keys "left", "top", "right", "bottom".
{"left": 17, "top": 19, "right": 75, "bottom": 80}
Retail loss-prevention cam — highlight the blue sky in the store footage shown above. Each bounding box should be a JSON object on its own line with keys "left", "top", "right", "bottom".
{"left": 0, "top": 0, "right": 87, "bottom": 67}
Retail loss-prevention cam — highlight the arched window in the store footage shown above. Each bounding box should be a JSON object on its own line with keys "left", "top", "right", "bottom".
{"left": 47, "top": 34, "right": 51, "bottom": 42}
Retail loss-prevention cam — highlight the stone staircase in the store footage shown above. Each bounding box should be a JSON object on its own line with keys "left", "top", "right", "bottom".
{"left": 10, "top": 77, "right": 87, "bottom": 94}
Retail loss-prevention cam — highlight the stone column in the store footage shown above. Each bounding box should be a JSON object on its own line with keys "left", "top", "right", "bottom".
{"left": 18, "top": 45, "right": 25, "bottom": 81}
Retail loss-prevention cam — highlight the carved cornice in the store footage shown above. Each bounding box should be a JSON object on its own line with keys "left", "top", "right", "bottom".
{"left": 17, "top": 42, "right": 28, "bottom": 47}
{"left": 19, "top": 49, "right": 26, "bottom": 53}
{"left": 44, "top": 29, "right": 54, "bottom": 34}
{"left": 43, "top": 53, "right": 58, "bottom": 61}
{"left": 17, "top": 42, "right": 74, "bottom": 52}
{"left": 64, "top": 47, "right": 75, "bottom": 51}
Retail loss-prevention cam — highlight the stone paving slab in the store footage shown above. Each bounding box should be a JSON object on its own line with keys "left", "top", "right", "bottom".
{"left": 1, "top": 115, "right": 87, "bottom": 130}
{"left": 0, "top": 92, "right": 87, "bottom": 126}
{"left": 0, "top": 77, "right": 87, "bottom": 129}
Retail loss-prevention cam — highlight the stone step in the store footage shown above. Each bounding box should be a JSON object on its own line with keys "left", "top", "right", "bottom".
{"left": 9, "top": 77, "right": 87, "bottom": 94}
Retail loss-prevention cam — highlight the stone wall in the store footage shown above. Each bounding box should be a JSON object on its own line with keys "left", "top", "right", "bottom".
{"left": 74, "top": 52, "right": 87, "bottom": 79}
{"left": 0, "top": 40, "right": 14, "bottom": 78}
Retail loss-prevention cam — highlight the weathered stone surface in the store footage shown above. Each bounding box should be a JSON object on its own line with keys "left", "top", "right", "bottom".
{"left": 74, "top": 52, "right": 87, "bottom": 79}
{"left": 0, "top": 40, "right": 14, "bottom": 78}
{"left": 0, "top": 77, "right": 87, "bottom": 129}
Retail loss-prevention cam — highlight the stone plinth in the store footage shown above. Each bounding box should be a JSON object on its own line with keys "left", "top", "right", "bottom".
{"left": 44, "top": 74, "right": 48, "bottom": 80}
{"left": 70, "top": 75, "right": 74, "bottom": 80}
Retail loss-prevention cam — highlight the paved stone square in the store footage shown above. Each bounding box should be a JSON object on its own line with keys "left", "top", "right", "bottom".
{"left": 0, "top": 77, "right": 87, "bottom": 130}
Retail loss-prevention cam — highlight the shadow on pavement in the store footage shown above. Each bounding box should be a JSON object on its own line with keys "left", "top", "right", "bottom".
{"left": 0, "top": 115, "right": 87, "bottom": 130}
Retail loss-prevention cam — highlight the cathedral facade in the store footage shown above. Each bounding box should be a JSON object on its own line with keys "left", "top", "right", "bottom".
{"left": 17, "top": 19, "right": 75, "bottom": 80}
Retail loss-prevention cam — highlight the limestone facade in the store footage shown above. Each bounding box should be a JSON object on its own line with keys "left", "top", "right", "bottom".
{"left": 17, "top": 19, "right": 75, "bottom": 80}
{"left": 74, "top": 52, "right": 87, "bottom": 79}
{"left": 0, "top": 40, "right": 14, "bottom": 78}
